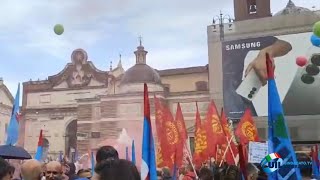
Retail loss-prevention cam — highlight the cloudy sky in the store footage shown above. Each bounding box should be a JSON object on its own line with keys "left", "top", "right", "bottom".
{"left": 0, "top": 0, "right": 318, "bottom": 94}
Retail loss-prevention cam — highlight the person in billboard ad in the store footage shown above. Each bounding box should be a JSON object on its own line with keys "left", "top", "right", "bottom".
{"left": 222, "top": 32, "right": 318, "bottom": 119}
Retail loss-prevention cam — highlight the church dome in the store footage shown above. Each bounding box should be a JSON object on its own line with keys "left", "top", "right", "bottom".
{"left": 120, "top": 64, "right": 161, "bottom": 85}
{"left": 275, "top": 0, "right": 314, "bottom": 16}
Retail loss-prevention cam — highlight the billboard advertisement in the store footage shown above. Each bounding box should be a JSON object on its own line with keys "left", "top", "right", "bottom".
{"left": 222, "top": 32, "right": 320, "bottom": 119}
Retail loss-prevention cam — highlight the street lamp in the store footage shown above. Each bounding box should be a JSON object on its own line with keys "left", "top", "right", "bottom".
{"left": 212, "top": 11, "right": 233, "bottom": 41}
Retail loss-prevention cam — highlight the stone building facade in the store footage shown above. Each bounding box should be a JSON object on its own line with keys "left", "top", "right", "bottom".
{"left": 0, "top": 78, "right": 13, "bottom": 145}
{"left": 208, "top": 0, "right": 320, "bottom": 143}
{"left": 20, "top": 43, "right": 210, "bottom": 160}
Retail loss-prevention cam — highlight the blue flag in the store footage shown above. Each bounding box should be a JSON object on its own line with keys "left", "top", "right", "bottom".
{"left": 266, "top": 54, "right": 301, "bottom": 180}
{"left": 91, "top": 151, "right": 95, "bottom": 175}
{"left": 6, "top": 83, "right": 20, "bottom": 145}
{"left": 34, "top": 130, "right": 43, "bottom": 161}
{"left": 132, "top": 140, "right": 136, "bottom": 165}
{"left": 141, "top": 83, "right": 157, "bottom": 180}
{"left": 126, "top": 146, "right": 129, "bottom": 161}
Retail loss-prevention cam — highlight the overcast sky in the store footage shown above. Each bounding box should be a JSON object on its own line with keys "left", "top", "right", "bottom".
{"left": 0, "top": 0, "right": 318, "bottom": 94}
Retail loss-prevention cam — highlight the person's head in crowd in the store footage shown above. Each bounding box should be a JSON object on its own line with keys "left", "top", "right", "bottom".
{"left": 94, "top": 159, "right": 140, "bottom": 180}
{"left": 45, "top": 161, "right": 63, "bottom": 180}
{"left": 183, "top": 165, "right": 196, "bottom": 180}
{"left": 21, "top": 159, "right": 43, "bottom": 180}
{"left": 0, "top": 157, "right": 14, "bottom": 180}
{"left": 64, "top": 163, "right": 78, "bottom": 180}
{"left": 199, "top": 167, "right": 213, "bottom": 180}
{"left": 77, "top": 169, "right": 91, "bottom": 179}
{"left": 161, "top": 167, "right": 171, "bottom": 180}
{"left": 247, "top": 163, "right": 259, "bottom": 180}
{"left": 223, "top": 165, "right": 241, "bottom": 180}
{"left": 297, "top": 153, "right": 312, "bottom": 178}
{"left": 95, "top": 146, "right": 119, "bottom": 164}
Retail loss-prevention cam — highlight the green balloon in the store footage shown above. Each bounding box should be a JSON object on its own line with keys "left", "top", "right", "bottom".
{"left": 313, "top": 21, "right": 320, "bottom": 37}
{"left": 54, "top": 24, "right": 64, "bottom": 35}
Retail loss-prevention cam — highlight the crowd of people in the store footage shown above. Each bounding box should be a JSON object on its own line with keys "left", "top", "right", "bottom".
{"left": 0, "top": 145, "right": 314, "bottom": 180}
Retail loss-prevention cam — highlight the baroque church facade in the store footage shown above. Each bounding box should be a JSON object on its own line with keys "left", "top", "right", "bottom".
{"left": 20, "top": 42, "right": 210, "bottom": 160}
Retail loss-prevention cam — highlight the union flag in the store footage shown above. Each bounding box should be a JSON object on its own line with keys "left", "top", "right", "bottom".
{"left": 235, "top": 108, "right": 259, "bottom": 145}
{"left": 156, "top": 141, "right": 165, "bottom": 168}
{"left": 193, "top": 102, "right": 208, "bottom": 167}
{"left": 205, "top": 100, "right": 224, "bottom": 157}
{"left": 154, "top": 96, "right": 179, "bottom": 170}
{"left": 174, "top": 103, "right": 187, "bottom": 167}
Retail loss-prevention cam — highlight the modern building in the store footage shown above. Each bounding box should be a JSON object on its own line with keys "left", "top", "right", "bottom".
{"left": 0, "top": 78, "right": 13, "bottom": 145}
{"left": 208, "top": 0, "right": 320, "bottom": 147}
{"left": 20, "top": 42, "right": 210, "bottom": 161}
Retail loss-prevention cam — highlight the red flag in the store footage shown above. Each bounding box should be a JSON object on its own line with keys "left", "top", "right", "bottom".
{"left": 205, "top": 101, "right": 224, "bottom": 157}
{"left": 174, "top": 103, "right": 187, "bottom": 167}
{"left": 193, "top": 102, "right": 208, "bottom": 167}
{"left": 220, "top": 109, "right": 238, "bottom": 165}
{"left": 175, "top": 103, "right": 187, "bottom": 142}
{"left": 154, "top": 96, "right": 179, "bottom": 170}
{"left": 238, "top": 144, "right": 248, "bottom": 180}
{"left": 38, "top": 130, "right": 43, "bottom": 146}
{"left": 235, "top": 108, "right": 259, "bottom": 145}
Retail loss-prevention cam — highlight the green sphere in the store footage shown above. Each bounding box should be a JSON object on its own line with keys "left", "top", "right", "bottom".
{"left": 313, "top": 21, "right": 320, "bottom": 37}
{"left": 54, "top": 24, "right": 64, "bottom": 35}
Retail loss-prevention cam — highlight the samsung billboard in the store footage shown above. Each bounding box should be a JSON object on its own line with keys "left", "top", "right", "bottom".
{"left": 222, "top": 32, "right": 320, "bottom": 119}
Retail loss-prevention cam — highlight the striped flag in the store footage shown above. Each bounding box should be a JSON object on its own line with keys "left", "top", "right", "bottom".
{"left": 34, "top": 130, "right": 43, "bottom": 161}
{"left": 141, "top": 83, "right": 157, "bottom": 180}
{"left": 266, "top": 53, "right": 301, "bottom": 180}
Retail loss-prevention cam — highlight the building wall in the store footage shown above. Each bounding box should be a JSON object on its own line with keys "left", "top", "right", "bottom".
{"left": 161, "top": 72, "right": 208, "bottom": 92}
{"left": 207, "top": 13, "right": 320, "bottom": 140}
{"left": 26, "top": 88, "right": 106, "bottom": 108}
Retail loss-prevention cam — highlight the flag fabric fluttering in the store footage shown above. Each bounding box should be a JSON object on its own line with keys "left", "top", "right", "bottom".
{"left": 132, "top": 140, "right": 136, "bottom": 165}
{"left": 91, "top": 151, "right": 95, "bottom": 175}
{"left": 266, "top": 53, "right": 301, "bottom": 180}
{"left": 311, "top": 145, "right": 319, "bottom": 178}
{"left": 6, "top": 83, "right": 20, "bottom": 145}
{"left": 154, "top": 95, "right": 180, "bottom": 171}
{"left": 235, "top": 108, "right": 259, "bottom": 145}
{"left": 205, "top": 100, "right": 223, "bottom": 157}
{"left": 172, "top": 148, "right": 178, "bottom": 180}
{"left": 175, "top": 103, "right": 188, "bottom": 167}
{"left": 141, "top": 83, "right": 157, "bottom": 180}
{"left": 238, "top": 144, "right": 248, "bottom": 180}
{"left": 34, "top": 130, "right": 43, "bottom": 161}
{"left": 193, "top": 102, "right": 208, "bottom": 168}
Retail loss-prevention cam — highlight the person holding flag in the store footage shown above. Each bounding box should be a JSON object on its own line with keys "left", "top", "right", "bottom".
{"left": 266, "top": 53, "right": 301, "bottom": 180}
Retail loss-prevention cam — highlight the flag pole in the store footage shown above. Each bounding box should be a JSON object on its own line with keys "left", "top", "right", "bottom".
{"left": 219, "top": 135, "right": 234, "bottom": 167}
{"left": 184, "top": 140, "right": 199, "bottom": 179}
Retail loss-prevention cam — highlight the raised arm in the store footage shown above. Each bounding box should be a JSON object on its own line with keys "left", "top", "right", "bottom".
{"left": 245, "top": 40, "right": 292, "bottom": 85}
